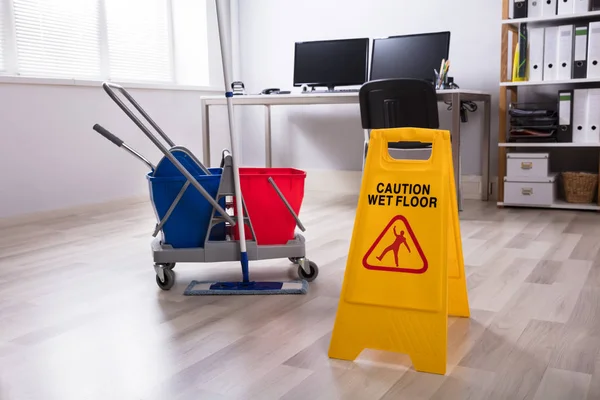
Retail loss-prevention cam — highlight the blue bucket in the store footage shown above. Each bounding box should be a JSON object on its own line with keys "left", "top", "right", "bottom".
{"left": 147, "top": 167, "right": 226, "bottom": 248}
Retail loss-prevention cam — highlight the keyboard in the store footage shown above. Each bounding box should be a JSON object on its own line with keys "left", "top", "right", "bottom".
{"left": 302, "top": 89, "right": 359, "bottom": 94}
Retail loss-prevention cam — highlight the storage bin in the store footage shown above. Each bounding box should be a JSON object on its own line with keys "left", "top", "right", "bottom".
{"left": 506, "top": 153, "right": 549, "bottom": 178}
{"left": 504, "top": 174, "right": 557, "bottom": 206}
{"left": 562, "top": 172, "right": 598, "bottom": 203}
{"left": 232, "top": 168, "right": 306, "bottom": 245}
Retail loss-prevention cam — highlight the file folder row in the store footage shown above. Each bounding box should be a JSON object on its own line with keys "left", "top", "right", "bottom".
{"left": 558, "top": 89, "right": 600, "bottom": 143}
{"left": 513, "top": 0, "right": 597, "bottom": 18}
{"left": 528, "top": 22, "right": 600, "bottom": 81}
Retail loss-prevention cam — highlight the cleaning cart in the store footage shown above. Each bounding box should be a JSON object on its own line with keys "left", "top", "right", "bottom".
{"left": 92, "top": 81, "right": 318, "bottom": 293}
{"left": 91, "top": 0, "right": 318, "bottom": 294}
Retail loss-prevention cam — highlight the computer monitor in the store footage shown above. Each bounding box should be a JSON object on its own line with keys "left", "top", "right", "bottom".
{"left": 293, "top": 38, "right": 369, "bottom": 90}
{"left": 370, "top": 32, "right": 451, "bottom": 83}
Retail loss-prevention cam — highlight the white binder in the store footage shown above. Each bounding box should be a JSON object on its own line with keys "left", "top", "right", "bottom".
{"left": 528, "top": 0, "right": 543, "bottom": 17}
{"left": 573, "top": 24, "right": 588, "bottom": 78}
{"left": 543, "top": 0, "right": 558, "bottom": 16}
{"left": 544, "top": 27, "right": 559, "bottom": 81}
{"left": 573, "top": 89, "right": 589, "bottom": 143}
{"left": 587, "top": 89, "right": 600, "bottom": 142}
{"left": 587, "top": 21, "right": 600, "bottom": 78}
{"left": 529, "top": 27, "right": 545, "bottom": 81}
{"left": 574, "top": 0, "right": 590, "bottom": 13}
{"left": 558, "top": 0, "right": 574, "bottom": 14}
{"left": 557, "top": 25, "right": 574, "bottom": 80}
{"left": 558, "top": 90, "right": 573, "bottom": 140}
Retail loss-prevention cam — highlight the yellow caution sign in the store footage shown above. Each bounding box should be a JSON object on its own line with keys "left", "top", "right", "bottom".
{"left": 328, "top": 128, "right": 469, "bottom": 375}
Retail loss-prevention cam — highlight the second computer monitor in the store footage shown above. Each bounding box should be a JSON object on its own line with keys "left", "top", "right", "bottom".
{"left": 293, "top": 38, "right": 369, "bottom": 90}
{"left": 370, "top": 32, "right": 451, "bottom": 83}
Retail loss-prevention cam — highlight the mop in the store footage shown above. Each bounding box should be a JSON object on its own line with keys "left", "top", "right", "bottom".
{"left": 183, "top": 0, "right": 307, "bottom": 295}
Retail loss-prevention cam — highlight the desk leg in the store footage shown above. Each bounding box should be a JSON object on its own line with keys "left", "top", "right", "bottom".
{"left": 265, "top": 105, "right": 272, "bottom": 167}
{"left": 202, "top": 100, "right": 211, "bottom": 167}
{"left": 482, "top": 97, "right": 491, "bottom": 201}
{"left": 451, "top": 92, "right": 463, "bottom": 211}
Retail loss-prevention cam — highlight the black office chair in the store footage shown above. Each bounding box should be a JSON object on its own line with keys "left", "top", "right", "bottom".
{"left": 359, "top": 79, "right": 439, "bottom": 165}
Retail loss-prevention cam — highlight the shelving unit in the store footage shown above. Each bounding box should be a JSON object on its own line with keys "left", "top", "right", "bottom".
{"left": 498, "top": 0, "right": 600, "bottom": 212}
{"left": 500, "top": 77, "right": 600, "bottom": 87}
{"left": 497, "top": 200, "right": 600, "bottom": 211}
{"left": 499, "top": 142, "right": 600, "bottom": 148}
{"left": 501, "top": 9, "right": 600, "bottom": 26}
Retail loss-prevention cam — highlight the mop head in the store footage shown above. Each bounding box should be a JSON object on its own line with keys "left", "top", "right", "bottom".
{"left": 184, "top": 280, "right": 308, "bottom": 295}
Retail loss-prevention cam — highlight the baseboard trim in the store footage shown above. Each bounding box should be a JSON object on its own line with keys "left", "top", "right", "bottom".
{"left": 305, "top": 170, "right": 363, "bottom": 194}
{"left": 306, "top": 169, "right": 488, "bottom": 200}
{"left": 0, "top": 195, "right": 148, "bottom": 227}
{"left": 2, "top": 171, "right": 495, "bottom": 223}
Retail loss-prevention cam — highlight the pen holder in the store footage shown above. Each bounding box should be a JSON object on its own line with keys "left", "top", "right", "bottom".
{"left": 435, "top": 75, "right": 452, "bottom": 90}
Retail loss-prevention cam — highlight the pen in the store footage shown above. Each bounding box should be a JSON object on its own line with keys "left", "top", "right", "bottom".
{"left": 440, "top": 60, "right": 450, "bottom": 88}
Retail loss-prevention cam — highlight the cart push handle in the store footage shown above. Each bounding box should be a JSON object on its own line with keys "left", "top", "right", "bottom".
{"left": 101, "top": 81, "right": 211, "bottom": 175}
{"left": 102, "top": 82, "right": 175, "bottom": 147}
{"left": 101, "top": 82, "right": 235, "bottom": 226}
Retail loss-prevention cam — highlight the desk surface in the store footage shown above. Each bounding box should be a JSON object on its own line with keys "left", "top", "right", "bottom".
{"left": 201, "top": 89, "right": 491, "bottom": 106}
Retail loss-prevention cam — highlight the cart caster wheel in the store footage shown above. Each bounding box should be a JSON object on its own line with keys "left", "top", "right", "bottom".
{"left": 298, "top": 261, "right": 319, "bottom": 282}
{"left": 156, "top": 268, "right": 176, "bottom": 290}
{"left": 289, "top": 257, "right": 300, "bottom": 264}
{"left": 164, "top": 263, "right": 176, "bottom": 270}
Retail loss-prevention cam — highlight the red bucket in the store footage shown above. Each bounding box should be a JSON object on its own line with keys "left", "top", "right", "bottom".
{"left": 231, "top": 168, "right": 306, "bottom": 245}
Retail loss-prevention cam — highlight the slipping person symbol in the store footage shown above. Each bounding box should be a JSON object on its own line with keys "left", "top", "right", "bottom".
{"left": 376, "top": 225, "right": 411, "bottom": 267}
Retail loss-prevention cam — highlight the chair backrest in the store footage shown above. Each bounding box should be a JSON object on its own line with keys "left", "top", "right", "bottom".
{"left": 359, "top": 79, "right": 439, "bottom": 130}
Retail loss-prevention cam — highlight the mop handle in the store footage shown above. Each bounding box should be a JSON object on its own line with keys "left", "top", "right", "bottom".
{"left": 215, "top": 0, "right": 248, "bottom": 257}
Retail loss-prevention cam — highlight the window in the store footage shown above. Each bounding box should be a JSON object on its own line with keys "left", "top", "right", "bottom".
{"left": 104, "top": 0, "right": 172, "bottom": 83}
{"left": 13, "top": 0, "right": 101, "bottom": 79}
{"left": 0, "top": 0, "right": 7, "bottom": 71}
{"left": 0, "top": 0, "right": 211, "bottom": 87}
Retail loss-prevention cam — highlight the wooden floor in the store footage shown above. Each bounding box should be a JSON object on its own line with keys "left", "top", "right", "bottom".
{"left": 1, "top": 192, "right": 600, "bottom": 400}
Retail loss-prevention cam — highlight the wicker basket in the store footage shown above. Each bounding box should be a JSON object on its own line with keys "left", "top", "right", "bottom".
{"left": 562, "top": 172, "right": 598, "bottom": 204}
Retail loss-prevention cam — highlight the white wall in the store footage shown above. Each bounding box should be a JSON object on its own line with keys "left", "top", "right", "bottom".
{"left": 0, "top": 83, "right": 233, "bottom": 218}
{"left": 236, "top": 0, "right": 501, "bottom": 176}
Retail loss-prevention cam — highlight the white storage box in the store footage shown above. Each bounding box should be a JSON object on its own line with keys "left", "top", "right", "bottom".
{"left": 504, "top": 174, "right": 557, "bottom": 206}
{"left": 506, "top": 153, "right": 550, "bottom": 178}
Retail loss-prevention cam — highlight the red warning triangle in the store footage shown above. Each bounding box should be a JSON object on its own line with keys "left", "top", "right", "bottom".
{"left": 362, "top": 215, "right": 428, "bottom": 274}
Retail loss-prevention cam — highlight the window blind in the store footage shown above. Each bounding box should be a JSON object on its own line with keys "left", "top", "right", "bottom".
{"left": 0, "top": 0, "right": 7, "bottom": 71}
{"left": 1, "top": 0, "right": 210, "bottom": 86}
{"left": 12, "top": 0, "right": 101, "bottom": 79}
{"left": 172, "top": 0, "right": 209, "bottom": 86}
{"left": 0, "top": 0, "right": 6, "bottom": 71}
{"left": 104, "top": 0, "right": 172, "bottom": 83}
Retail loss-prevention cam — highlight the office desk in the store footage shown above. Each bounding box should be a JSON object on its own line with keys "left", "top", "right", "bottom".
{"left": 201, "top": 90, "right": 492, "bottom": 209}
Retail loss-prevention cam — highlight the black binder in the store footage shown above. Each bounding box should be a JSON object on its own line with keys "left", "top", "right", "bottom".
{"left": 514, "top": 0, "right": 528, "bottom": 18}
{"left": 517, "top": 24, "right": 528, "bottom": 79}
